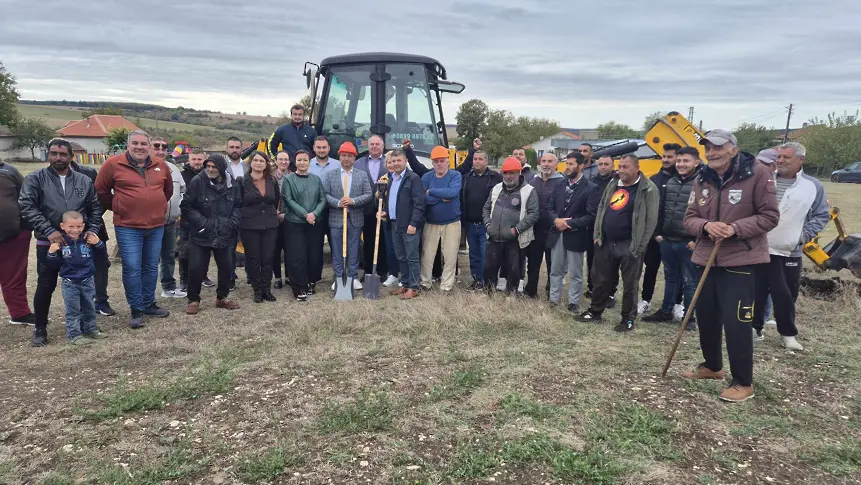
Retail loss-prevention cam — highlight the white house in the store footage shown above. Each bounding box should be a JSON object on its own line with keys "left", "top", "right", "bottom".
{"left": 0, "top": 125, "right": 39, "bottom": 161}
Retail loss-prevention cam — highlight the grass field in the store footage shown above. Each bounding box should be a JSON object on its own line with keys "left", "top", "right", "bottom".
{"left": 0, "top": 175, "right": 859, "bottom": 484}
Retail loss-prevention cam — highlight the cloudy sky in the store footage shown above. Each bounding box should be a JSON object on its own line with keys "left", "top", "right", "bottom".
{"left": 2, "top": 0, "right": 860, "bottom": 131}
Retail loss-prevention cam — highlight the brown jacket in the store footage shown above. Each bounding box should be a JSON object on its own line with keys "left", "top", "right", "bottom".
{"left": 683, "top": 152, "right": 779, "bottom": 267}
{"left": 95, "top": 153, "right": 173, "bottom": 229}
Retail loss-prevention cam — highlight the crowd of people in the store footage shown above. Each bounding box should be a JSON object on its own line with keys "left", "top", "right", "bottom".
{"left": 0, "top": 104, "right": 829, "bottom": 402}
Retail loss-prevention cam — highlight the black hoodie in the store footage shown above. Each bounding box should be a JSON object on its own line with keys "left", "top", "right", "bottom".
{"left": 180, "top": 154, "right": 241, "bottom": 249}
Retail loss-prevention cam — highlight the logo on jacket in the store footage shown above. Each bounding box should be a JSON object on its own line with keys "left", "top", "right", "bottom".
{"left": 609, "top": 188, "right": 630, "bottom": 211}
{"left": 728, "top": 189, "right": 743, "bottom": 205}
{"left": 702, "top": 188, "right": 710, "bottom": 198}
{"left": 688, "top": 191, "right": 695, "bottom": 205}
{"left": 74, "top": 188, "right": 84, "bottom": 198}
{"left": 155, "top": 167, "right": 161, "bottom": 171}
{"left": 511, "top": 197, "right": 520, "bottom": 206}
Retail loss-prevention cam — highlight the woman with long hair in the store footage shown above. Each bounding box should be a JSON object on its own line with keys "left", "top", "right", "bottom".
{"left": 240, "top": 150, "right": 280, "bottom": 302}
{"left": 272, "top": 151, "right": 291, "bottom": 289}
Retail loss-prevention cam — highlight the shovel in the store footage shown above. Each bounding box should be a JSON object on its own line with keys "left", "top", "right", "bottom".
{"left": 334, "top": 175, "right": 354, "bottom": 301}
{"left": 363, "top": 198, "right": 384, "bottom": 299}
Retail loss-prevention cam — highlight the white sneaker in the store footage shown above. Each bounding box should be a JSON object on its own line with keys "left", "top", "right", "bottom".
{"left": 383, "top": 275, "right": 399, "bottom": 287}
{"left": 753, "top": 327, "right": 764, "bottom": 342}
{"left": 353, "top": 279, "right": 363, "bottom": 290}
{"left": 161, "top": 289, "right": 187, "bottom": 298}
{"left": 783, "top": 336, "right": 804, "bottom": 351}
{"left": 637, "top": 300, "right": 651, "bottom": 315}
{"left": 672, "top": 304, "right": 685, "bottom": 321}
{"left": 496, "top": 278, "right": 508, "bottom": 291}
{"left": 331, "top": 282, "right": 336, "bottom": 291}
{"left": 517, "top": 279, "right": 525, "bottom": 293}
{"left": 765, "top": 319, "right": 776, "bottom": 326}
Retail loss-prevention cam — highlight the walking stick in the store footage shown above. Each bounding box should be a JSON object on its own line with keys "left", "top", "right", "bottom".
{"left": 661, "top": 240, "right": 722, "bottom": 378}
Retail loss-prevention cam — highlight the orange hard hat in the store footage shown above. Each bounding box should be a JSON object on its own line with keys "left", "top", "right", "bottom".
{"left": 430, "top": 146, "right": 449, "bottom": 160}
{"left": 501, "top": 157, "right": 522, "bottom": 173}
{"left": 338, "top": 142, "right": 357, "bottom": 155}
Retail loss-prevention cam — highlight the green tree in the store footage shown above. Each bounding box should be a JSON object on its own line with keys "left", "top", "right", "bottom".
{"left": 732, "top": 122, "right": 774, "bottom": 154}
{"left": 596, "top": 121, "right": 639, "bottom": 140}
{"left": 799, "top": 111, "right": 861, "bottom": 176}
{"left": 11, "top": 117, "right": 54, "bottom": 159}
{"left": 104, "top": 126, "right": 131, "bottom": 152}
{"left": 455, "top": 99, "right": 489, "bottom": 150}
{"left": 0, "top": 62, "right": 20, "bottom": 128}
{"left": 642, "top": 111, "right": 664, "bottom": 133}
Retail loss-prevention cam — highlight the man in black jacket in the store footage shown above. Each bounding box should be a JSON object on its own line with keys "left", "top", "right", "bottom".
{"left": 177, "top": 151, "right": 213, "bottom": 290}
{"left": 380, "top": 149, "right": 426, "bottom": 299}
{"left": 547, "top": 152, "right": 600, "bottom": 312}
{"left": 18, "top": 138, "right": 103, "bottom": 346}
{"left": 269, "top": 104, "right": 316, "bottom": 165}
{"left": 525, "top": 153, "right": 566, "bottom": 298}
{"left": 586, "top": 154, "right": 617, "bottom": 302}
{"left": 180, "top": 154, "right": 241, "bottom": 315}
{"left": 461, "top": 146, "right": 502, "bottom": 290}
{"left": 639, "top": 143, "right": 681, "bottom": 317}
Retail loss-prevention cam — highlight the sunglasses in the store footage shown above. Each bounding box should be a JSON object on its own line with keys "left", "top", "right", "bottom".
{"left": 152, "top": 143, "right": 168, "bottom": 150}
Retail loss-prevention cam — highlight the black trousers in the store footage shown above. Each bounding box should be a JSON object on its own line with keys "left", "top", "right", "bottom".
{"left": 93, "top": 242, "right": 110, "bottom": 304}
{"left": 312, "top": 217, "right": 329, "bottom": 283}
{"left": 485, "top": 240, "right": 522, "bottom": 293}
{"left": 241, "top": 228, "right": 278, "bottom": 294}
{"left": 525, "top": 232, "right": 551, "bottom": 297}
{"left": 696, "top": 266, "right": 755, "bottom": 387}
{"left": 273, "top": 221, "right": 289, "bottom": 280}
{"left": 588, "top": 240, "right": 644, "bottom": 320}
{"left": 187, "top": 243, "right": 233, "bottom": 302}
{"left": 753, "top": 256, "right": 801, "bottom": 336}
{"left": 586, "top": 242, "right": 619, "bottom": 293}
{"left": 285, "top": 221, "right": 324, "bottom": 296}
{"left": 34, "top": 245, "right": 58, "bottom": 330}
{"left": 641, "top": 238, "right": 662, "bottom": 302}
{"left": 178, "top": 223, "right": 190, "bottom": 284}
{"left": 362, "top": 213, "right": 388, "bottom": 277}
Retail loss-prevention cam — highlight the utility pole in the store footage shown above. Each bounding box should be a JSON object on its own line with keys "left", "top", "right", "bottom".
{"left": 698, "top": 120, "right": 703, "bottom": 132}
{"left": 783, "top": 104, "right": 794, "bottom": 143}
{"left": 688, "top": 106, "right": 694, "bottom": 120}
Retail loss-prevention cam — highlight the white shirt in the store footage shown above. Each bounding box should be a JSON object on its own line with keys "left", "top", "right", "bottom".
{"left": 59, "top": 175, "right": 67, "bottom": 192}
{"left": 228, "top": 160, "right": 245, "bottom": 180}
{"left": 339, "top": 168, "right": 353, "bottom": 197}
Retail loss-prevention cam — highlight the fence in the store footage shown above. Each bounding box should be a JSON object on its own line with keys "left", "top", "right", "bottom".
{"left": 75, "top": 153, "right": 108, "bottom": 165}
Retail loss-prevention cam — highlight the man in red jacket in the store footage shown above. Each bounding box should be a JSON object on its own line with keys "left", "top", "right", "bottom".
{"left": 681, "top": 129, "right": 779, "bottom": 403}
{"left": 95, "top": 130, "right": 173, "bottom": 328}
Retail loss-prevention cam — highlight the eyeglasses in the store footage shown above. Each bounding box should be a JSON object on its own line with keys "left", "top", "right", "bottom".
{"left": 152, "top": 143, "right": 168, "bottom": 150}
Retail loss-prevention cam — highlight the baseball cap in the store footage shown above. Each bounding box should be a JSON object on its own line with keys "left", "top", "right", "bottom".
{"left": 756, "top": 148, "right": 778, "bottom": 164}
{"left": 699, "top": 129, "right": 738, "bottom": 147}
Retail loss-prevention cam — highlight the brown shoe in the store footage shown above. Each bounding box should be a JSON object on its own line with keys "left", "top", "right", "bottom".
{"left": 400, "top": 289, "right": 419, "bottom": 300}
{"left": 186, "top": 302, "right": 199, "bottom": 315}
{"left": 216, "top": 298, "right": 240, "bottom": 310}
{"left": 390, "top": 287, "right": 407, "bottom": 296}
{"left": 719, "top": 384, "right": 755, "bottom": 403}
{"left": 680, "top": 365, "right": 727, "bottom": 380}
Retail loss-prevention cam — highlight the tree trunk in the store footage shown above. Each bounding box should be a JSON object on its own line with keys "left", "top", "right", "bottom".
{"left": 29, "top": 146, "right": 35, "bottom": 160}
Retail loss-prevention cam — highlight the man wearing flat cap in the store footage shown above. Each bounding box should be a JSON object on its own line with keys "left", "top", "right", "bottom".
{"left": 680, "top": 129, "right": 779, "bottom": 403}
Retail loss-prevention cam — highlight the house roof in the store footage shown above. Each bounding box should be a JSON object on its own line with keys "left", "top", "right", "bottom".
{"left": 57, "top": 115, "right": 140, "bottom": 138}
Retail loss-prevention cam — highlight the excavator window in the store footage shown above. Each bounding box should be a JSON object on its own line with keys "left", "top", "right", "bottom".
{"left": 320, "top": 66, "right": 374, "bottom": 151}
{"left": 384, "top": 63, "right": 440, "bottom": 153}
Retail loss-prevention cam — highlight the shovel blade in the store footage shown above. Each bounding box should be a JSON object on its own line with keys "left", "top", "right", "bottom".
{"left": 363, "top": 275, "right": 381, "bottom": 299}
{"left": 334, "top": 277, "right": 354, "bottom": 301}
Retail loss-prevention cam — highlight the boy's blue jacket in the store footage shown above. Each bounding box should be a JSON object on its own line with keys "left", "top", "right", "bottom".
{"left": 46, "top": 235, "right": 106, "bottom": 281}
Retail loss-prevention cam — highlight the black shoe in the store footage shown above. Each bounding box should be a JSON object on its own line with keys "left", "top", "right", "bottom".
{"left": 584, "top": 290, "right": 592, "bottom": 299}
{"left": 642, "top": 310, "right": 674, "bottom": 323}
{"left": 273, "top": 279, "right": 283, "bottom": 289}
{"left": 31, "top": 328, "right": 48, "bottom": 347}
{"left": 143, "top": 304, "right": 170, "bottom": 318}
{"left": 254, "top": 293, "right": 264, "bottom": 303}
{"left": 574, "top": 310, "right": 602, "bottom": 323}
{"left": 614, "top": 318, "right": 635, "bottom": 333}
{"left": 129, "top": 311, "right": 146, "bottom": 329}
{"left": 307, "top": 282, "right": 316, "bottom": 295}
{"left": 10, "top": 313, "right": 36, "bottom": 326}
{"left": 468, "top": 281, "right": 485, "bottom": 292}
{"left": 263, "top": 292, "right": 276, "bottom": 302}
{"left": 296, "top": 293, "right": 308, "bottom": 302}
{"left": 685, "top": 320, "right": 698, "bottom": 332}
{"left": 229, "top": 280, "right": 237, "bottom": 291}
{"left": 567, "top": 303, "right": 579, "bottom": 314}
{"left": 202, "top": 277, "right": 215, "bottom": 288}
{"left": 605, "top": 296, "right": 617, "bottom": 309}
{"left": 179, "top": 281, "right": 188, "bottom": 292}
{"left": 95, "top": 302, "right": 116, "bottom": 316}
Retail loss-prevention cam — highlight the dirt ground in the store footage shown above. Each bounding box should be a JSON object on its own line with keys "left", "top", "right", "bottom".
{"left": 1, "top": 179, "right": 860, "bottom": 485}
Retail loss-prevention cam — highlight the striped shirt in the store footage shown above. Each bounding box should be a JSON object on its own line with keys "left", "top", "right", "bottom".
{"left": 775, "top": 177, "right": 794, "bottom": 203}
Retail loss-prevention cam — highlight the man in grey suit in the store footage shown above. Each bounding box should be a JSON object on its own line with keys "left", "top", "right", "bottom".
{"left": 325, "top": 142, "right": 372, "bottom": 290}
{"left": 354, "top": 134, "right": 389, "bottom": 280}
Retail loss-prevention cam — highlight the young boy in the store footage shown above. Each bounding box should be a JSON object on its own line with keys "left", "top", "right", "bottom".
{"left": 46, "top": 211, "right": 109, "bottom": 345}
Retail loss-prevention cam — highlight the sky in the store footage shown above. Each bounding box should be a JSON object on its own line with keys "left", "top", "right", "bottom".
{"left": 2, "top": 0, "right": 861, "bottom": 132}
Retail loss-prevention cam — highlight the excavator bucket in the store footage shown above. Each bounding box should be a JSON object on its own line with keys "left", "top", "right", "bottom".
{"left": 823, "top": 234, "right": 861, "bottom": 278}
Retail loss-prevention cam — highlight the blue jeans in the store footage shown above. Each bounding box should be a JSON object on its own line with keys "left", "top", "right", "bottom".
{"left": 115, "top": 225, "right": 164, "bottom": 312}
{"left": 382, "top": 222, "right": 399, "bottom": 278}
{"left": 465, "top": 223, "right": 487, "bottom": 283}
{"left": 160, "top": 221, "right": 178, "bottom": 291}
{"left": 61, "top": 277, "right": 97, "bottom": 341}
{"left": 392, "top": 225, "right": 422, "bottom": 290}
{"left": 659, "top": 240, "right": 697, "bottom": 314}
{"left": 330, "top": 220, "right": 361, "bottom": 279}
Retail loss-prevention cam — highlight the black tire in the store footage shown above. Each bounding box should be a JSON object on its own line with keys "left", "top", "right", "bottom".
{"left": 831, "top": 174, "right": 840, "bottom": 182}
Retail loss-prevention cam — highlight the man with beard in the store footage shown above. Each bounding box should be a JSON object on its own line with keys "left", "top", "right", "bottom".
{"left": 150, "top": 137, "right": 187, "bottom": 299}
{"left": 547, "top": 152, "right": 599, "bottom": 312}
{"left": 355, "top": 135, "right": 389, "bottom": 281}
{"left": 181, "top": 154, "right": 242, "bottom": 314}
{"left": 269, "top": 104, "right": 317, "bottom": 165}
{"left": 580, "top": 143, "right": 598, "bottom": 180}
{"left": 460, "top": 143, "right": 502, "bottom": 290}
{"left": 95, "top": 130, "right": 173, "bottom": 329}
{"left": 483, "top": 157, "right": 539, "bottom": 295}
{"left": 524, "top": 153, "right": 566, "bottom": 298}
{"left": 308, "top": 136, "right": 339, "bottom": 292}
{"left": 178, "top": 151, "right": 213, "bottom": 290}
{"left": 511, "top": 148, "right": 534, "bottom": 184}
{"left": 586, "top": 154, "right": 618, "bottom": 302}
{"left": 224, "top": 137, "right": 244, "bottom": 286}
{"left": 19, "top": 138, "right": 103, "bottom": 346}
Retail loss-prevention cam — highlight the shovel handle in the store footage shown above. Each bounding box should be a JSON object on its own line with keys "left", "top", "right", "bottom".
{"left": 342, "top": 176, "right": 349, "bottom": 269}
{"left": 373, "top": 198, "right": 383, "bottom": 267}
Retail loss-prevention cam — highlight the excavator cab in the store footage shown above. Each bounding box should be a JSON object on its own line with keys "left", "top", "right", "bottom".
{"left": 303, "top": 53, "right": 464, "bottom": 162}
